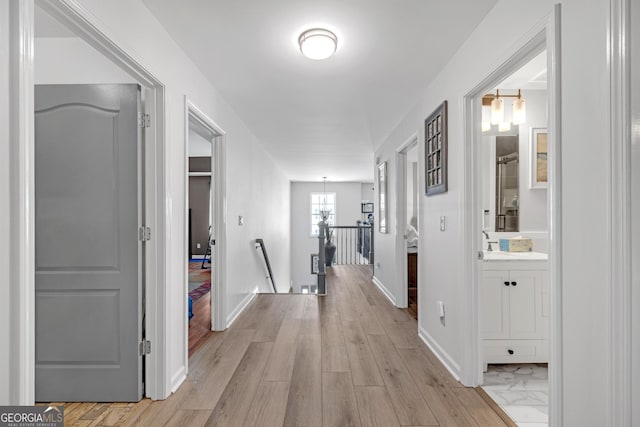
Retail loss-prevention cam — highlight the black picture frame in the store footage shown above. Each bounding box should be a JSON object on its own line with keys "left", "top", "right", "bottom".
{"left": 425, "top": 100, "right": 448, "bottom": 196}
{"left": 361, "top": 202, "right": 374, "bottom": 214}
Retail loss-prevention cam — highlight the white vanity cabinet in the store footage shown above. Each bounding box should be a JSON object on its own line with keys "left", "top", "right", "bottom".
{"left": 481, "top": 259, "right": 549, "bottom": 366}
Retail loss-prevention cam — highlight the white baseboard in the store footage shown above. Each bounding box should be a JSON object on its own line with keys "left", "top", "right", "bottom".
{"left": 418, "top": 326, "right": 461, "bottom": 382}
{"left": 170, "top": 366, "right": 187, "bottom": 393}
{"left": 226, "top": 287, "right": 258, "bottom": 328}
{"left": 372, "top": 275, "right": 397, "bottom": 306}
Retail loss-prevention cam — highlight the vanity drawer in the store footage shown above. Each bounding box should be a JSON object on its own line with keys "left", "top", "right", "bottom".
{"left": 483, "top": 339, "right": 548, "bottom": 363}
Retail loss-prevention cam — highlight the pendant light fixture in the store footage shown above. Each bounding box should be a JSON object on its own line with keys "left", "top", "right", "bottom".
{"left": 299, "top": 28, "right": 338, "bottom": 60}
{"left": 511, "top": 89, "right": 526, "bottom": 125}
{"left": 320, "top": 176, "right": 330, "bottom": 221}
{"left": 490, "top": 89, "right": 504, "bottom": 124}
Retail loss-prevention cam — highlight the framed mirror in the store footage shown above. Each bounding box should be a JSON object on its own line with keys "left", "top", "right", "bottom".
{"left": 377, "top": 162, "right": 387, "bottom": 233}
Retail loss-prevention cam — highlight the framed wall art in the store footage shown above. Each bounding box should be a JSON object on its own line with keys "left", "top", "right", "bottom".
{"left": 530, "top": 127, "right": 548, "bottom": 189}
{"left": 425, "top": 100, "right": 448, "bottom": 196}
{"left": 361, "top": 202, "right": 374, "bottom": 214}
{"left": 377, "top": 162, "right": 387, "bottom": 233}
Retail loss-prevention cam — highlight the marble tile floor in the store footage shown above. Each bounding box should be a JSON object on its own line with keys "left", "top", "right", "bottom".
{"left": 482, "top": 363, "right": 549, "bottom": 427}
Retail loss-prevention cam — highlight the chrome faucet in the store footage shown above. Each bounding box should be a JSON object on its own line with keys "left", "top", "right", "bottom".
{"left": 482, "top": 230, "right": 498, "bottom": 252}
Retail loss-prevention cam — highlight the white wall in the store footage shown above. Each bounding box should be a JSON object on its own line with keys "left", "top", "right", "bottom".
{"left": 373, "top": 0, "right": 618, "bottom": 424}
{"left": 0, "top": 0, "right": 11, "bottom": 405}
{"left": 188, "top": 129, "right": 211, "bottom": 157}
{"left": 0, "top": 0, "right": 291, "bottom": 400}
{"left": 35, "top": 37, "right": 137, "bottom": 84}
{"left": 361, "top": 182, "right": 374, "bottom": 204}
{"left": 290, "top": 182, "right": 363, "bottom": 289}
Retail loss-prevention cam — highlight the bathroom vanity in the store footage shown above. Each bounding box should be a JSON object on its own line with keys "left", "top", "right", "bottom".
{"left": 481, "top": 252, "right": 549, "bottom": 369}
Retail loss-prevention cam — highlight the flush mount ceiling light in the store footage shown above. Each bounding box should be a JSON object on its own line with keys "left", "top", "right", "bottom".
{"left": 299, "top": 28, "right": 337, "bottom": 60}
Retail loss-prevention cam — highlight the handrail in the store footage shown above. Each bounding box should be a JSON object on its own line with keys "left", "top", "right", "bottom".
{"left": 255, "top": 238, "right": 277, "bottom": 293}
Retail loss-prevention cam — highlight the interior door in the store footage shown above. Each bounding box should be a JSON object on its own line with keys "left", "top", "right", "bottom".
{"left": 35, "top": 84, "right": 143, "bottom": 402}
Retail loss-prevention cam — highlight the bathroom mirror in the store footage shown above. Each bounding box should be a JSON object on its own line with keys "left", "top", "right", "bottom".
{"left": 482, "top": 133, "right": 520, "bottom": 232}
{"left": 494, "top": 136, "right": 519, "bottom": 231}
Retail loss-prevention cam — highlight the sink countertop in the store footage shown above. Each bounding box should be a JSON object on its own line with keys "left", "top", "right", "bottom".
{"left": 482, "top": 250, "right": 548, "bottom": 261}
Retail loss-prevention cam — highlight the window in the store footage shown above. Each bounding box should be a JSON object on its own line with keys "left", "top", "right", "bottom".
{"left": 310, "top": 192, "right": 336, "bottom": 236}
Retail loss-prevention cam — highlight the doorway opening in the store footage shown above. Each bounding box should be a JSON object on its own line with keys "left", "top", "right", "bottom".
{"left": 462, "top": 8, "right": 561, "bottom": 426}
{"left": 186, "top": 112, "right": 214, "bottom": 356}
{"left": 395, "top": 135, "right": 419, "bottom": 319}
{"left": 183, "top": 100, "right": 227, "bottom": 366}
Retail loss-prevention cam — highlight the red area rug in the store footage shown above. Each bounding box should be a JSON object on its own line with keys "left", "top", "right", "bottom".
{"left": 189, "top": 261, "right": 211, "bottom": 302}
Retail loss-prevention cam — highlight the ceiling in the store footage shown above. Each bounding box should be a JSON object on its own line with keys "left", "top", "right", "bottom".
{"left": 140, "top": 0, "right": 498, "bottom": 181}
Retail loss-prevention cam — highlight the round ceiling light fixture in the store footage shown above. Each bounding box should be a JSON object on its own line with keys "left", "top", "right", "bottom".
{"left": 298, "top": 28, "right": 338, "bottom": 60}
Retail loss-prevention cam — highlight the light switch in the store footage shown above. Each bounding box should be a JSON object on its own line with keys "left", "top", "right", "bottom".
{"left": 238, "top": 215, "right": 244, "bottom": 226}
{"left": 437, "top": 300, "right": 445, "bottom": 318}
{"left": 440, "top": 216, "right": 446, "bottom": 231}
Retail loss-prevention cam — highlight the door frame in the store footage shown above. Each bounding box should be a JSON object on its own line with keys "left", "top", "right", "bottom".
{"left": 394, "top": 134, "right": 418, "bottom": 309}
{"left": 10, "top": 0, "right": 169, "bottom": 402}
{"left": 183, "top": 99, "right": 227, "bottom": 345}
{"left": 461, "top": 5, "right": 562, "bottom": 425}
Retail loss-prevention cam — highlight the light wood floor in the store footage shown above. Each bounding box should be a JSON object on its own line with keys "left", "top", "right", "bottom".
{"left": 189, "top": 291, "right": 215, "bottom": 357}
{"left": 48, "top": 265, "right": 515, "bottom": 426}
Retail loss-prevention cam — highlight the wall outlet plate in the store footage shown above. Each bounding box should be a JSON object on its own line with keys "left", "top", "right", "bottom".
{"left": 238, "top": 215, "right": 244, "bottom": 226}
{"left": 440, "top": 216, "right": 446, "bottom": 231}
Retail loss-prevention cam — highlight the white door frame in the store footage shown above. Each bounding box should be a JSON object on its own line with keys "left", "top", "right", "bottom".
{"left": 394, "top": 134, "right": 418, "bottom": 309}
{"left": 184, "top": 99, "right": 227, "bottom": 344}
{"left": 460, "top": 5, "right": 562, "bottom": 425}
{"left": 10, "top": 0, "right": 169, "bottom": 402}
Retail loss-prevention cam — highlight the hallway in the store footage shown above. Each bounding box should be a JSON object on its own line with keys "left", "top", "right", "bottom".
{"left": 50, "top": 266, "right": 514, "bottom": 426}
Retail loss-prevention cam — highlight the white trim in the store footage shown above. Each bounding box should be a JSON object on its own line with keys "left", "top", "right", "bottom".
{"left": 12, "top": 0, "right": 170, "bottom": 400}
{"left": 170, "top": 366, "right": 187, "bottom": 393}
{"left": 372, "top": 276, "right": 396, "bottom": 306}
{"left": 226, "top": 288, "right": 258, "bottom": 328}
{"left": 188, "top": 172, "right": 212, "bottom": 177}
{"left": 418, "top": 326, "right": 461, "bottom": 381}
{"left": 546, "top": 6, "right": 564, "bottom": 426}
{"left": 461, "top": 8, "right": 563, "bottom": 426}
{"left": 608, "top": 0, "right": 632, "bottom": 425}
{"left": 9, "top": 0, "right": 35, "bottom": 406}
{"left": 394, "top": 134, "right": 418, "bottom": 309}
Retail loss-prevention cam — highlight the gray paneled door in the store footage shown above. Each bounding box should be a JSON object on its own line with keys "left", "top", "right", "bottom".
{"left": 35, "top": 84, "right": 143, "bottom": 402}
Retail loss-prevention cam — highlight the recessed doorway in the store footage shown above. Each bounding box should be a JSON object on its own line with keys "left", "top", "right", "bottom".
{"left": 462, "top": 9, "right": 562, "bottom": 426}
{"left": 183, "top": 100, "right": 227, "bottom": 365}
{"left": 395, "top": 135, "right": 419, "bottom": 319}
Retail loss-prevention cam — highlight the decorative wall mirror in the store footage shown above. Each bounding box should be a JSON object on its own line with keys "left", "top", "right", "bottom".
{"left": 377, "top": 162, "right": 387, "bottom": 233}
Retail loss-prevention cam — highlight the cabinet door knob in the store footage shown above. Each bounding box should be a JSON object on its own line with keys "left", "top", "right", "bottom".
{"left": 504, "top": 281, "right": 510, "bottom": 286}
{"left": 507, "top": 349, "right": 514, "bottom": 355}
{"left": 511, "top": 281, "right": 517, "bottom": 286}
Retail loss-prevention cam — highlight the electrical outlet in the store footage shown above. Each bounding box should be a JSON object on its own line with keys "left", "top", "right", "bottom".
{"left": 238, "top": 215, "right": 244, "bottom": 226}
{"left": 440, "top": 216, "right": 446, "bottom": 231}
{"left": 196, "top": 243, "right": 201, "bottom": 249}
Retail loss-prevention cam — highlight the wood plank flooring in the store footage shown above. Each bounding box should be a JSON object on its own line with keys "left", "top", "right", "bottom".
{"left": 47, "top": 265, "right": 515, "bottom": 427}
{"left": 188, "top": 291, "right": 215, "bottom": 357}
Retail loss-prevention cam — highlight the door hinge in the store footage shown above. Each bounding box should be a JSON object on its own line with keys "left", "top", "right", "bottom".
{"left": 138, "top": 112, "right": 151, "bottom": 128}
{"left": 139, "top": 340, "right": 151, "bottom": 356}
{"left": 139, "top": 226, "right": 151, "bottom": 242}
